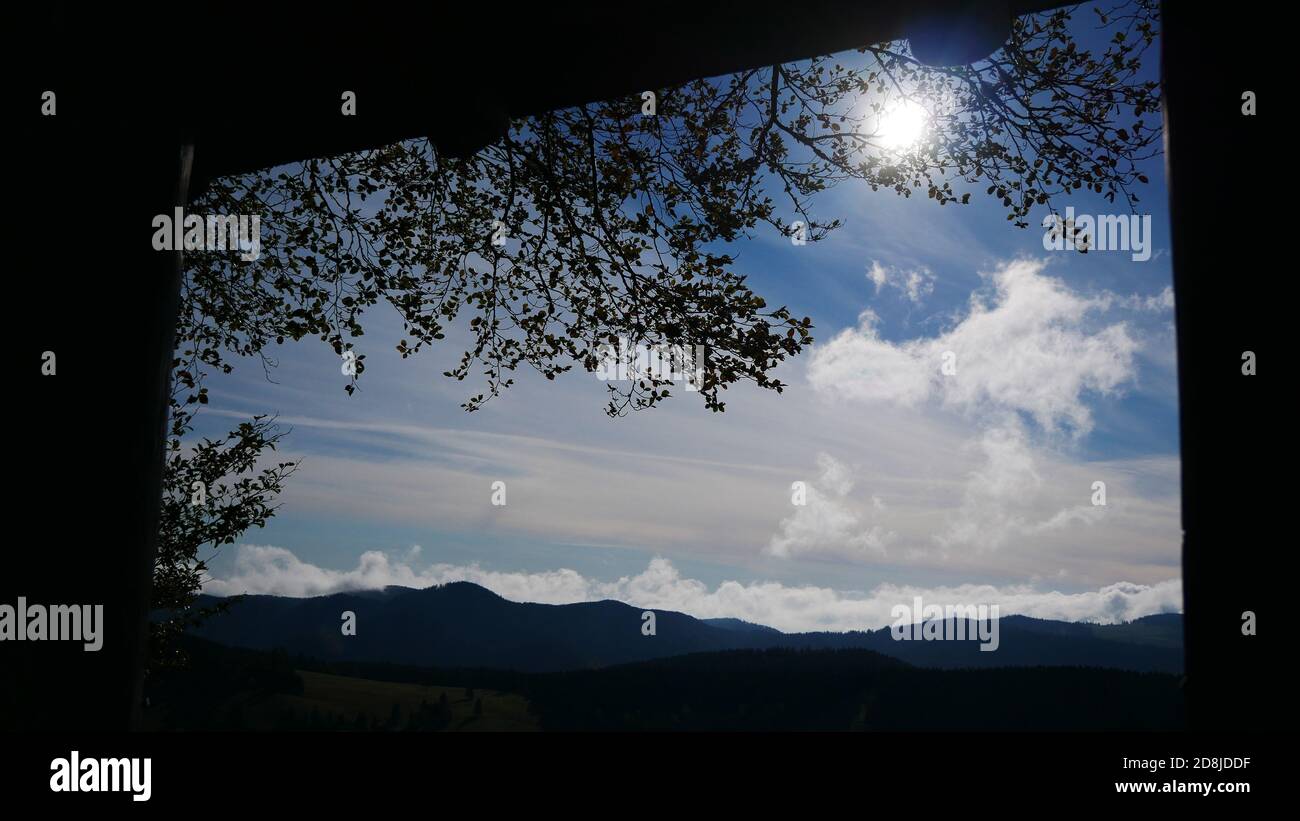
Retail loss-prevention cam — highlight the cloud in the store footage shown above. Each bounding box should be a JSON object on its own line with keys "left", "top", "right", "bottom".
{"left": 1102, "top": 285, "right": 1175, "bottom": 313}
{"left": 215, "top": 376, "right": 1177, "bottom": 579}
{"left": 767, "top": 454, "right": 895, "bottom": 559}
{"left": 206, "top": 543, "right": 598, "bottom": 602}
{"left": 936, "top": 418, "right": 1106, "bottom": 551}
{"left": 809, "top": 257, "right": 1139, "bottom": 436}
{"left": 198, "top": 254, "right": 1177, "bottom": 581}
{"left": 867, "top": 260, "right": 935, "bottom": 304}
{"left": 205, "top": 546, "right": 1182, "bottom": 632}
{"left": 791, "top": 260, "right": 1168, "bottom": 558}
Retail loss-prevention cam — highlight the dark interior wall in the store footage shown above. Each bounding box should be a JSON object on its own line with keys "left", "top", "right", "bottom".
{"left": 1162, "top": 1, "right": 1275, "bottom": 732}
{"left": 16, "top": 1, "right": 1067, "bottom": 183}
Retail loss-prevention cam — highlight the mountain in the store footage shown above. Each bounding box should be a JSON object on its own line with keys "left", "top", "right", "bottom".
{"left": 701, "top": 617, "right": 783, "bottom": 634}
{"left": 190, "top": 582, "right": 746, "bottom": 671}
{"left": 186, "top": 582, "right": 1183, "bottom": 673}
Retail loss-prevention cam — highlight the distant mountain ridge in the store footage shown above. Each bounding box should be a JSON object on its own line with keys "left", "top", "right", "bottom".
{"left": 186, "top": 581, "right": 1183, "bottom": 674}
{"left": 701, "top": 617, "right": 783, "bottom": 634}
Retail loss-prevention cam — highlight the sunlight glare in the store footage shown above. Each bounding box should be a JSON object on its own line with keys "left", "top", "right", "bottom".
{"left": 878, "top": 100, "right": 929, "bottom": 151}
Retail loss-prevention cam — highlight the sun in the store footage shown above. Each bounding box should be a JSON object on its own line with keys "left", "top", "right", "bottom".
{"left": 877, "top": 100, "right": 929, "bottom": 151}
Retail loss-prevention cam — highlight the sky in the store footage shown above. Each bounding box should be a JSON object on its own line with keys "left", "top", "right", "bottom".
{"left": 195, "top": 21, "right": 1182, "bottom": 633}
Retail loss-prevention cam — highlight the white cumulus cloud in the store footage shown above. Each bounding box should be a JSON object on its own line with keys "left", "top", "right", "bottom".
{"left": 810, "top": 257, "right": 1139, "bottom": 436}
{"left": 205, "top": 546, "right": 1182, "bottom": 633}
{"left": 767, "top": 454, "right": 896, "bottom": 560}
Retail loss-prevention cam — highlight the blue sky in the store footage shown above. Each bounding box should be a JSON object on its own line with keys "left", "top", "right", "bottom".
{"left": 195, "top": 21, "right": 1183, "bottom": 632}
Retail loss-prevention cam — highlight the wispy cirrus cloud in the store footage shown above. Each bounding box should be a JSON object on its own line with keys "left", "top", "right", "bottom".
{"left": 196, "top": 258, "right": 1178, "bottom": 586}
{"left": 867, "top": 259, "right": 936, "bottom": 304}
